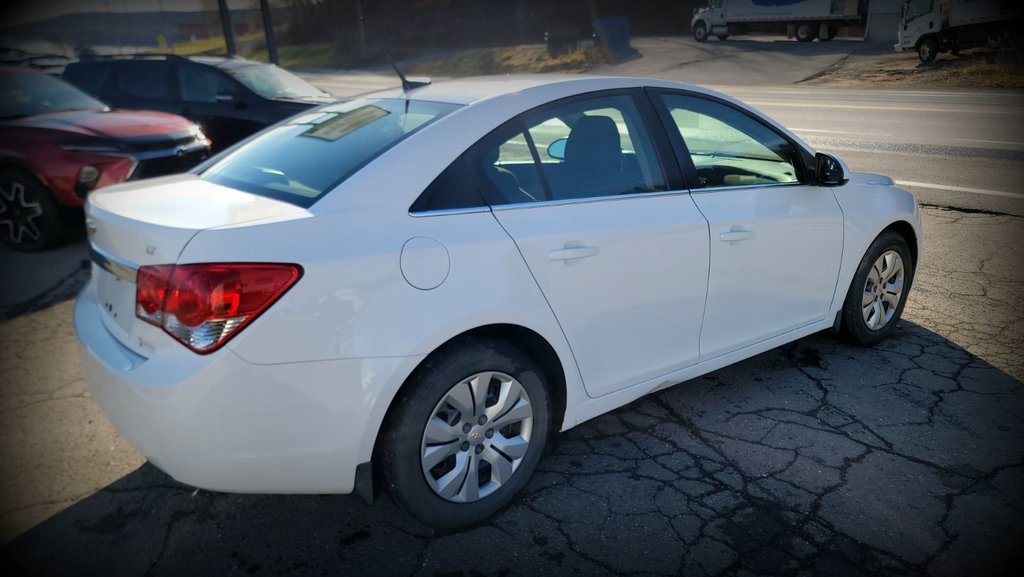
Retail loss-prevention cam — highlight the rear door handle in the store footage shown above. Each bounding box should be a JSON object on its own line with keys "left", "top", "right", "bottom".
{"left": 720, "top": 229, "right": 754, "bottom": 242}
{"left": 548, "top": 246, "right": 599, "bottom": 261}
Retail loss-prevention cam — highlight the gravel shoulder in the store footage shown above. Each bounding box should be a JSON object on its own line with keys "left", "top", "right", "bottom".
{"left": 801, "top": 48, "right": 1024, "bottom": 90}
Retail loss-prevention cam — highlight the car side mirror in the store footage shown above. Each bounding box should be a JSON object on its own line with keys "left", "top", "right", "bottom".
{"left": 815, "top": 152, "right": 849, "bottom": 186}
{"left": 547, "top": 137, "right": 567, "bottom": 160}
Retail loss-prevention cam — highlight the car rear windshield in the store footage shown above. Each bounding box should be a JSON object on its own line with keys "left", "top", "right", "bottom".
{"left": 200, "top": 98, "right": 461, "bottom": 206}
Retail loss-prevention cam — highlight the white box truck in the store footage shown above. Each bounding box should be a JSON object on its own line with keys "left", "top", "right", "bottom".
{"left": 896, "top": 0, "right": 1022, "bottom": 62}
{"left": 690, "top": 0, "right": 865, "bottom": 43}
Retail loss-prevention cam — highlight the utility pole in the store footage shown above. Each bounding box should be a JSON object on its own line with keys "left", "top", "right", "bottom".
{"left": 218, "top": 0, "right": 237, "bottom": 55}
{"left": 259, "top": 0, "right": 278, "bottom": 64}
{"left": 356, "top": 0, "right": 367, "bottom": 55}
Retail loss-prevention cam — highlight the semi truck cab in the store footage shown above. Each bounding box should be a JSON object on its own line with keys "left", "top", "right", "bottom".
{"left": 692, "top": 0, "right": 727, "bottom": 42}
{"left": 896, "top": 0, "right": 939, "bottom": 56}
{"left": 896, "top": 0, "right": 1020, "bottom": 63}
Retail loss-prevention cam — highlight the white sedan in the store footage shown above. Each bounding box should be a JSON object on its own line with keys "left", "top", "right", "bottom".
{"left": 76, "top": 75, "right": 920, "bottom": 529}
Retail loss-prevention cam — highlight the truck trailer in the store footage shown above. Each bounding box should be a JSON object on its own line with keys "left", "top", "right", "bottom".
{"left": 691, "top": 0, "right": 865, "bottom": 43}
{"left": 896, "top": 0, "right": 1022, "bottom": 62}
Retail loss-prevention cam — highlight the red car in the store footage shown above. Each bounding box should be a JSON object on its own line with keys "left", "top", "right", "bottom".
{"left": 0, "top": 66, "right": 211, "bottom": 251}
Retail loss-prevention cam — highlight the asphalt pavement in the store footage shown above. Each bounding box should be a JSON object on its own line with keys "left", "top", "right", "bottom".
{"left": 1, "top": 36, "right": 1022, "bottom": 577}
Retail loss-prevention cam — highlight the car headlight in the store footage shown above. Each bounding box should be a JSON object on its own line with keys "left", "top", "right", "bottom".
{"left": 190, "top": 125, "right": 211, "bottom": 146}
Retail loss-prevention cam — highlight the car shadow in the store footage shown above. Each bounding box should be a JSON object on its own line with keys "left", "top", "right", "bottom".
{"left": 2, "top": 320, "right": 1022, "bottom": 576}
{"left": 693, "top": 37, "right": 893, "bottom": 57}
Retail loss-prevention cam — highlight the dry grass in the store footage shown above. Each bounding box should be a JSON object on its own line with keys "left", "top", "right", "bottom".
{"left": 164, "top": 32, "right": 261, "bottom": 56}
{"left": 153, "top": 34, "right": 339, "bottom": 69}
{"left": 153, "top": 35, "right": 609, "bottom": 76}
{"left": 804, "top": 48, "right": 1024, "bottom": 89}
{"left": 409, "top": 45, "right": 610, "bottom": 77}
{"left": 247, "top": 43, "right": 338, "bottom": 69}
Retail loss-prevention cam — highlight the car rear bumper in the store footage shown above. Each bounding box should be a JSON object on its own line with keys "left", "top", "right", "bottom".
{"left": 74, "top": 278, "right": 414, "bottom": 494}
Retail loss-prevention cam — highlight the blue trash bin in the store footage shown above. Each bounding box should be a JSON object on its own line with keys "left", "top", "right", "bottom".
{"left": 592, "top": 17, "right": 631, "bottom": 54}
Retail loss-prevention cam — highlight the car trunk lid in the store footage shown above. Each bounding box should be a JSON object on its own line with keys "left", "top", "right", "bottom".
{"left": 85, "top": 174, "right": 310, "bottom": 354}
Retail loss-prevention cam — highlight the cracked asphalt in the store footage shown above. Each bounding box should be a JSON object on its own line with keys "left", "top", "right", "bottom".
{"left": 1, "top": 203, "right": 1021, "bottom": 577}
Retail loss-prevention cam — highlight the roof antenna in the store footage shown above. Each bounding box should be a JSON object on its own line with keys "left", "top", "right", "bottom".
{"left": 388, "top": 53, "right": 431, "bottom": 93}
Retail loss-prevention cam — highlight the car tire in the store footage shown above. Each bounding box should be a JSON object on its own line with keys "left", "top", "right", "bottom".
{"left": 380, "top": 337, "right": 552, "bottom": 530}
{"left": 795, "top": 22, "right": 817, "bottom": 42}
{"left": 0, "top": 168, "right": 63, "bottom": 252}
{"left": 918, "top": 38, "right": 938, "bottom": 62}
{"left": 694, "top": 22, "right": 708, "bottom": 43}
{"left": 840, "top": 231, "right": 913, "bottom": 346}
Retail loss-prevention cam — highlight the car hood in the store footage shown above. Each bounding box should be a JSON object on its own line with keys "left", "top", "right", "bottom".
{"left": 8, "top": 108, "right": 195, "bottom": 138}
{"left": 847, "top": 172, "right": 895, "bottom": 187}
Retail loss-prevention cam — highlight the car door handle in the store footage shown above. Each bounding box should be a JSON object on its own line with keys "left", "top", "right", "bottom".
{"left": 720, "top": 229, "right": 754, "bottom": 242}
{"left": 548, "top": 246, "right": 599, "bottom": 261}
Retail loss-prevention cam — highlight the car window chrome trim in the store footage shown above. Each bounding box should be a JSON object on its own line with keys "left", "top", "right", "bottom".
{"left": 490, "top": 188, "right": 688, "bottom": 211}
{"left": 89, "top": 243, "right": 139, "bottom": 283}
{"left": 689, "top": 182, "right": 806, "bottom": 194}
{"left": 408, "top": 206, "right": 492, "bottom": 217}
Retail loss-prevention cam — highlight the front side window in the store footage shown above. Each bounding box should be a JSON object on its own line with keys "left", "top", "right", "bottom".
{"left": 201, "top": 98, "right": 460, "bottom": 206}
{"left": 904, "top": 0, "right": 933, "bottom": 22}
{"left": 226, "top": 64, "right": 327, "bottom": 100}
{"left": 178, "top": 66, "right": 238, "bottom": 103}
{"left": 474, "top": 93, "right": 667, "bottom": 205}
{"left": 659, "top": 93, "right": 801, "bottom": 189}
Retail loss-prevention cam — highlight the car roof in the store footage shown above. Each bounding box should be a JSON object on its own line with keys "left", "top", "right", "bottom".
{"left": 0, "top": 64, "right": 43, "bottom": 77}
{"left": 363, "top": 74, "right": 718, "bottom": 106}
{"left": 188, "top": 55, "right": 263, "bottom": 70}
{"left": 66, "top": 54, "right": 265, "bottom": 70}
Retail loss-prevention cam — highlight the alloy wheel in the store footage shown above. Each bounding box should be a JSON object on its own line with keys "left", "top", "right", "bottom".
{"left": 0, "top": 181, "right": 44, "bottom": 246}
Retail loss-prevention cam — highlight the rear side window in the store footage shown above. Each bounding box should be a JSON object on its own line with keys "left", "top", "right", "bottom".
{"left": 115, "top": 63, "right": 172, "bottom": 101}
{"left": 470, "top": 93, "right": 667, "bottom": 205}
{"left": 62, "top": 64, "right": 109, "bottom": 96}
{"left": 201, "top": 98, "right": 461, "bottom": 206}
{"left": 410, "top": 158, "right": 486, "bottom": 213}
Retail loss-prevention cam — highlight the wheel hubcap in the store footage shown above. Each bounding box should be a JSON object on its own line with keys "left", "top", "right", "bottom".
{"left": 0, "top": 181, "right": 44, "bottom": 245}
{"left": 420, "top": 371, "right": 534, "bottom": 503}
{"left": 862, "top": 250, "right": 905, "bottom": 331}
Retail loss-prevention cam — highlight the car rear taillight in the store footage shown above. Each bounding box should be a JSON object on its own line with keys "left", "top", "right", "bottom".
{"left": 135, "top": 263, "right": 302, "bottom": 354}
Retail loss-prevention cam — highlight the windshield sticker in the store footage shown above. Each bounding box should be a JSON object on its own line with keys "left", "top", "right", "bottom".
{"left": 302, "top": 105, "right": 389, "bottom": 141}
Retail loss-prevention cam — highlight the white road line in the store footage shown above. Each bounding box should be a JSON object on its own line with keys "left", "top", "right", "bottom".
{"left": 792, "top": 128, "right": 886, "bottom": 138}
{"left": 956, "top": 138, "right": 1024, "bottom": 148}
{"left": 895, "top": 180, "right": 1024, "bottom": 199}
{"left": 746, "top": 100, "right": 1022, "bottom": 115}
{"left": 794, "top": 129, "right": 1021, "bottom": 146}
